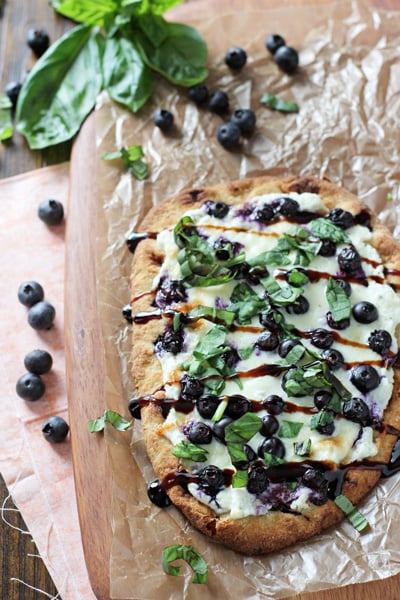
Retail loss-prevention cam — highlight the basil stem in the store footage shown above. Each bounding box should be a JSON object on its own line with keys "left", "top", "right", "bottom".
{"left": 161, "top": 544, "right": 208, "bottom": 584}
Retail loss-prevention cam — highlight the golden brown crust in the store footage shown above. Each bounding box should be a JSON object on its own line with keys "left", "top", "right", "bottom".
{"left": 130, "top": 174, "right": 400, "bottom": 555}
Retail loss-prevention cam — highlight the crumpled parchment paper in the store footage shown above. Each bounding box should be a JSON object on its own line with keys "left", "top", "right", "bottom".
{"left": 92, "top": 1, "right": 400, "bottom": 598}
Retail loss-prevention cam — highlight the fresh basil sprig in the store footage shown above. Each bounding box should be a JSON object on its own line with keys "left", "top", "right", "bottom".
{"left": 103, "top": 144, "right": 148, "bottom": 179}
{"left": 325, "top": 277, "right": 351, "bottom": 322}
{"left": 16, "top": 0, "right": 208, "bottom": 149}
{"left": 260, "top": 92, "right": 299, "bottom": 114}
{"left": 161, "top": 544, "right": 208, "bottom": 584}
{"left": 0, "top": 94, "right": 13, "bottom": 141}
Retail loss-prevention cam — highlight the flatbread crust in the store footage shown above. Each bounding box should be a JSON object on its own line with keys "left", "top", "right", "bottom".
{"left": 130, "top": 174, "right": 400, "bottom": 555}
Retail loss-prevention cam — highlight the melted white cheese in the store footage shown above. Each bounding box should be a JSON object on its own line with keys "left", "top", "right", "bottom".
{"left": 152, "top": 192, "right": 400, "bottom": 518}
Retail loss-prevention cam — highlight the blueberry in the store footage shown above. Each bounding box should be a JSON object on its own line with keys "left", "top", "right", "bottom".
{"left": 122, "top": 304, "right": 133, "bottom": 324}
{"left": 278, "top": 338, "right": 301, "bottom": 358}
{"left": 213, "top": 237, "right": 234, "bottom": 260}
{"left": 258, "top": 436, "right": 286, "bottom": 459}
{"left": 263, "top": 394, "right": 286, "bottom": 415}
{"left": 338, "top": 246, "right": 362, "bottom": 274}
{"left": 247, "top": 464, "right": 269, "bottom": 494}
{"left": 321, "top": 348, "right": 344, "bottom": 370}
{"left": 225, "top": 394, "right": 251, "bottom": 419}
{"left": 42, "top": 416, "right": 69, "bottom": 443}
{"left": 309, "top": 328, "right": 334, "bottom": 349}
{"left": 128, "top": 397, "right": 141, "bottom": 419}
{"left": 326, "top": 311, "right": 350, "bottom": 330}
{"left": 317, "top": 421, "right": 335, "bottom": 436}
{"left": 216, "top": 122, "right": 241, "bottom": 149}
{"left": 220, "top": 347, "right": 240, "bottom": 368}
{"left": 208, "top": 90, "right": 229, "bottom": 114}
{"left": 126, "top": 232, "right": 149, "bottom": 253}
{"left": 197, "top": 465, "right": 225, "bottom": 495}
{"left": 224, "top": 46, "right": 247, "bottom": 69}
{"left": 5, "top": 81, "right": 22, "bottom": 108}
{"left": 301, "top": 468, "right": 328, "bottom": 491}
{"left": 274, "top": 197, "right": 299, "bottom": 217}
{"left": 155, "top": 328, "right": 183, "bottom": 354}
{"left": 313, "top": 390, "right": 332, "bottom": 410}
{"left": 212, "top": 416, "right": 234, "bottom": 441}
{"left": 231, "top": 109, "right": 256, "bottom": 135}
{"left": 24, "top": 349, "right": 53, "bottom": 375}
{"left": 260, "top": 415, "right": 279, "bottom": 437}
{"left": 368, "top": 329, "right": 392, "bottom": 355}
{"left": 350, "top": 364, "right": 380, "bottom": 393}
{"left": 196, "top": 394, "right": 220, "bottom": 419}
{"left": 343, "top": 397, "right": 370, "bottom": 425}
{"left": 27, "top": 28, "right": 50, "bottom": 57}
{"left": 265, "top": 34, "right": 286, "bottom": 55}
{"left": 153, "top": 109, "right": 174, "bottom": 131}
{"left": 286, "top": 295, "right": 309, "bottom": 315}
{"left": 188, "top": 84, "right": 209, "bottom": 105}
{"left": 38, "top": 199, "right": 64, "bottom": 226}
{"left": 274, "top": 45, "right": 299, "bottom": 74}
{"left": 352, "top": 301, "right": 378, "bottom": 324}
{"left": 255, "top": 330, "right": 280, "bottom": 351}
{"left": 318, "top": 239, "right": 337, "bottom": 257}
{"left": 154, "top": 278, "right": 187, "bottom": 307}
{"left": 16, "top": 373, "right": 45, "bottom": 401}
{"left": 27, "top": 301, "right": 56, "bottom": 330}
{"left": 180, "top": 375, "right": 204, "bottom": 399}
{"left": 259, "top": 309, "right": 281, "bottom": 332}
{"left": 252, "top": 203, "right": 274, "bottom": 223}
{"left": 327, "top": 208, "right": 354, "bottom": 230}
{"left": 205, "top": 200, "right": 230, "bottom": 219}
{"left": 18, "top": 280, "right": 44, "bottom": 307}
{"left": 188, "top": 421, "right": 213, "bottom": 444}
{"left": 147, "top": 479, "right": 172, "bottom": 508}
{"left": 246, "top": 265, "right": 269, "bottom": 285}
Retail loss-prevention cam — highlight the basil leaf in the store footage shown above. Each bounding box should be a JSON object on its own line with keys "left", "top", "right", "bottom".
{"left": 310, "top": 218, "right": 351, "bottom": 243}
{"left": 187, "top": 305, "right": 235, "bottom": 327}
{"left": 286, "top": 268, "right": 309, "bottom": 287}
{"left": 138, "top": 13, "right": 168, "bottom": 46}
{"left": 293, "top": 439, "right": 311, "bottom": 456}
{"left": 334, "top": 494, "right": 369, "bottom": 532}
{"left": 16, "top": 24, "right": 104, "bottom": 149}
{"left": 88, "top": 409, "right": 133, "bottom": 432}
{"left": 225, "top": 413, "right": 262, "bottom": 463}
{"left": 239, "top": 345, "right": 254, "bottom": 360}
{"left": 229, "top": 283, "right": 269, "bottom": 324}
{"left": 282, "top": 367, "right": 315, "bottom": 397}
{"left": 134, "top": 18, "right": 208, "bottom": 86}
{"left": 103, "top": 145, "right": 148, "bottom": 179}
{"left": 102, "top": 36, "right": 153, "bottom": 112}
{"left": 144, "top": 0, "right": 184, "bottom": 13}
{"left": 247, "top": 249, "right": 291, "bottom": 268}
{"left": 161, "top": 544, "right": 208, "bottom": 584}
{"left": 192, "top": 325, "right": 227, "bottom": 357}
{"left": 326, "top": 277, "right": 351, "bottom": 322}
{"left": 232, "top": 470, "right": 248, "bottom": 488}
{"left": 52, "top": 0, "right": 118, "bottom": 25}
{"left": 276, "top": 343, "right": 305, "bottom": 366}
{"left": 278, "top": 420, "right": 304, "bottom": 438}
{"left": 310, "top": 408, "right": 335, "bottom": 430}
{"left": 0, "top": 94, "right": 13, "bottom": 141}
{"left": 260, "top": 92, "right": 299, "bottom": 113}
{"left": 263, "top": 452, "right": 286, "bottom": 466}
{"left": 171, "top": 440, "right": 208, "bottom": 462}
{"left": 261, "top": 275, "right": 303, "bottom": 306}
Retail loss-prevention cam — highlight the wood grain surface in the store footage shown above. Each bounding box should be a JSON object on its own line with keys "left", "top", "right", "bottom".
{"left": 65, "top": 1, "right": 400, "bottom": 600}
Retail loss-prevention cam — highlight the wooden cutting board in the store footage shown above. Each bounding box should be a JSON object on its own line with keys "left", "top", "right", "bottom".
{"left": 65, "top": 1, "right": 400, "bottom": 599}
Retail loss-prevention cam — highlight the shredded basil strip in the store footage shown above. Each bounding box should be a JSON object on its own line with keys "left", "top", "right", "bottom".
{"left": 310, "top": 218, "right": 351, "bottom": 243}
{"left": 261, "top": 275, "right": 303, "bottom": 306}
{"left": 211, "top": 397, "right": 228, "bottom": 422}
{"left": 228, "top": 282, "right": 269, "bottom": 324}
{"left": 278, "top": 420, "right": 304, "bottom": 438}
{"left": 334, "top": 494, "right": 369, "bottom": 532}
{"left": 88, "top": 409, "right": 133, "bottom": 432}
{"left": 225, "top": 413, "right": 262, "bottom": 463}
{"left": 171, "top": 440, "right": 208, "bottom": 462}
{"left": 187, "top": 305, "right": 235, "bottom": 327}
{"left": 293, "top": 439, "right": 311, "bottom": 456}
{"left": 161, "top": 544, "right": 208, "bottom": 584}
{"left": 326, "top": 277, "right": 351, "bottom": 322}
{"left": 260, "top": 92, "right": 299, "bottom": 113}
{"left": 310, "top": 408, "right": 335, "bottom": 430}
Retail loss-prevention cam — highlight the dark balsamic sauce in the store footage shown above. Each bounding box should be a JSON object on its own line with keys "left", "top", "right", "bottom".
{"left": 126, "top": 231, "right": 156, "bottom": 253}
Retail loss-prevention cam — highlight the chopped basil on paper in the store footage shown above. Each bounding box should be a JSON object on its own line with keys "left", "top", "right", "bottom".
{"left": 103, "top": 145, "right": 148, "bottom": 180}
{"left": 162, "top": 544, "right": 208, "bottom": 584}
{"left": 88, "top": 409, "right": 133, "bottom": 432}
{"left": 260, "top": 92, "right": 299, "bottom": 113}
